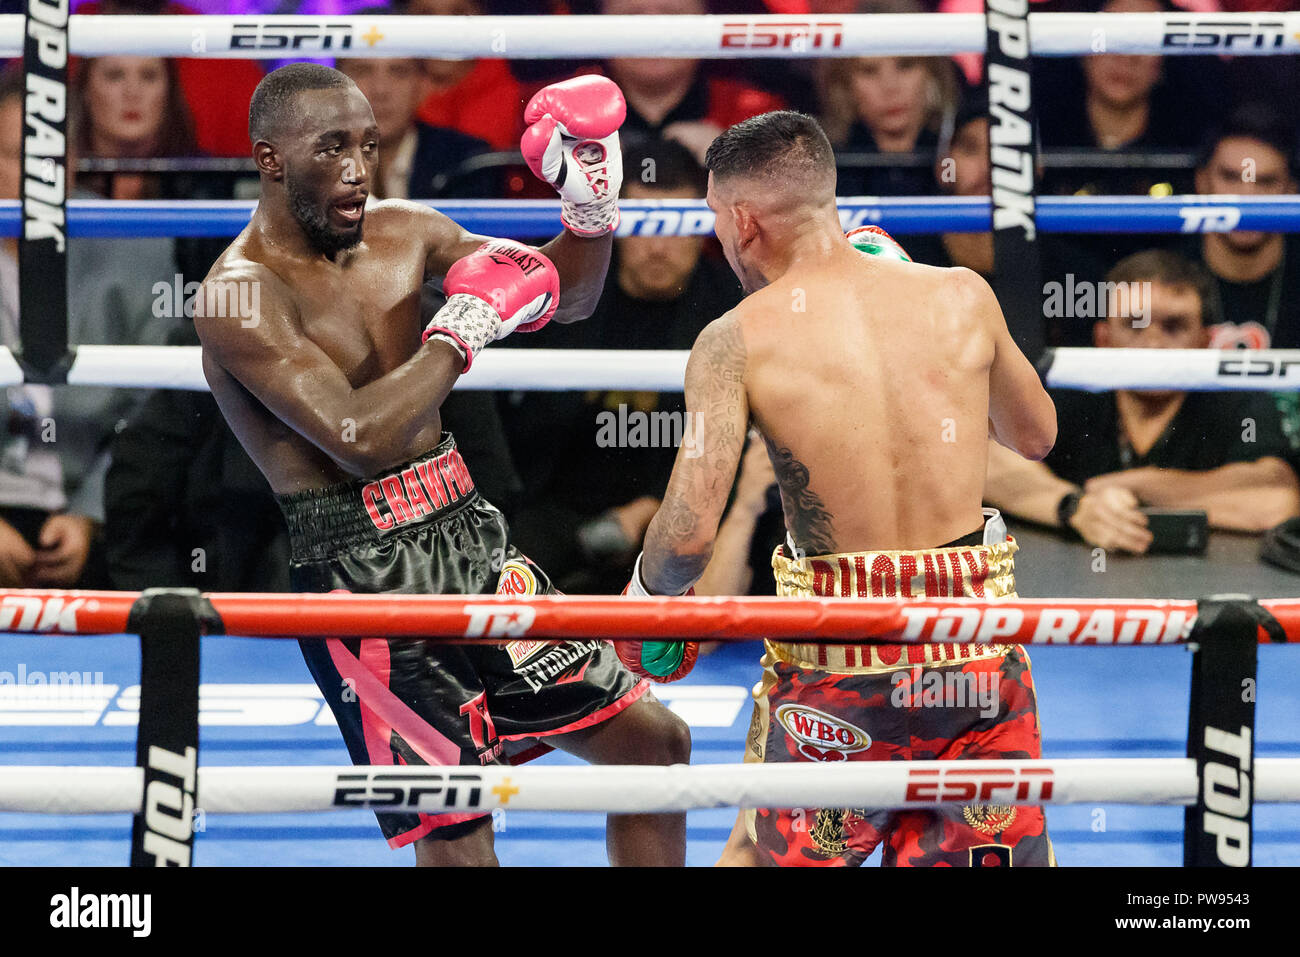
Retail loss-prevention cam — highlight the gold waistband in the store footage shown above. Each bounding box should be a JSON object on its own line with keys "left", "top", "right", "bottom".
{"left": 769, "top": 538, "right": 1019, "bottom": 674}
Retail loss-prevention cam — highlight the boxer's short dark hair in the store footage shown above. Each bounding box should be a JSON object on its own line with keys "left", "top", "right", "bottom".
{"left": 705, "top": 111, "right": 836, "bottom": 188}
{"left": 249, "top": 63, "right": 355, "bottom": 144}
{"left": 1104, "top": 249, "right": 1218, "bottom": 327}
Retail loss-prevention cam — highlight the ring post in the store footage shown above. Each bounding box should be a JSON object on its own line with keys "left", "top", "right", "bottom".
{"left": 126, "top": 588, "right": 214, "bottom": 866}
{"left": 19, "top": 0, "right": 71, "bottom": 376}
{"left": 1183, "top": 596, "right": 1269, "bottom": 866}
{"left": 984, "top": 0, "right": 1046, "bottom": 362}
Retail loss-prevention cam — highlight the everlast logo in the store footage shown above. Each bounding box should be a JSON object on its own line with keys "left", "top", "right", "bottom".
{"left": 230, "top": 21, "right": 354, "bottom": 50}
{"left": 720, "top": 20, "right": 844, "bottom": 50}
{"left": 1218, "top": 356, "right": 1300, "bottom": 380}
{"left": 904, "top": 766, "right": 1054, "bottom": 803}
{"left": 986, "top": 0, "right": 1035, "bottom": 241}
{"left": 23, "top": 0, "right": 69, "bottom": 252}
{"left": 140, "top": 745, "right": 196, "bottom": 866}
{"left": 361, "top": 448, "right": 474, "bottom": 531}
{"left": 1163, "top": 18, "right": 1285, "bottom": 50}
{"left": 333, "top": 770, "right": 484, "bottom": 810}
{"left": 1198, "top": 725, "right": 1252, "bottom": 866}
{"left": 482, "top": 241, "right": 548, "bottom": 277}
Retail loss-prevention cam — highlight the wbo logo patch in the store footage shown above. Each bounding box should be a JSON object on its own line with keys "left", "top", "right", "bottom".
{"left": 774, "top": 704, "right": 871, "bottom": 762}
{"left": 497, "top": 559, "right": 542, "bottom": 666}
{"left": 496, "top": 559, "right": 537, "bottom": 596}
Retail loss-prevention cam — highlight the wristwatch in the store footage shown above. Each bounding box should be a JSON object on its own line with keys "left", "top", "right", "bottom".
{"left": 1057, "top": 489, "right": 1083, "bottom": 530}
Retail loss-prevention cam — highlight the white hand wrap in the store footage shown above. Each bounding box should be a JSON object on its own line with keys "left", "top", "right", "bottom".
{"left": 628, "top": 552, "right": 692, "bottom": 597}
{"left": 424, "top": 294, "right": 501, "bottom": 371}
{"left": 562, "top": 191, "right": 620, "bottom": 238}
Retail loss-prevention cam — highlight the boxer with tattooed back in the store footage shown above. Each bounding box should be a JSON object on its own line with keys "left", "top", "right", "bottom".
{"left": 616, "top": 111, "right": 1058, "bottom": 867}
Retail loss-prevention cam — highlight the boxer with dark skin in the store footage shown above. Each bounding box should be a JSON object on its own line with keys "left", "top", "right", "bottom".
{"left": 196, "top": 65, "right": 689, "bottom": 866}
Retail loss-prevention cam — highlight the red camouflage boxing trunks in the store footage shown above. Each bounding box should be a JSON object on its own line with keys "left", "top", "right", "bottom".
{"left": 745, "top": 508, "right": 1056, "bottom": 866}
{"left": 278, "top": 432, "right": 648, "bottom": 849}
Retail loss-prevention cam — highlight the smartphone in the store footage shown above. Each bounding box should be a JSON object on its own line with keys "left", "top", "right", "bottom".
{"left": 1141, "top": 509, "right": 1209, "bottom": 555}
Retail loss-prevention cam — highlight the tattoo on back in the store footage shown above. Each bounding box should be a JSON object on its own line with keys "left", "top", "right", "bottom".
{"left": 768, "top": 444, "right": 836, "bottom": 555}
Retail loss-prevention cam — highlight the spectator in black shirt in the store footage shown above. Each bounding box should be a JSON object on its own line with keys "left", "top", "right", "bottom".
{"left": 816, "top": 0, "right": 958, "bottom": 198}
{"left": 1187, "top": 102, "right": 1300, "bottom": 352}
{"left": 499, "top": 138, "right": 743, "bottom": 593}
{"left": 1184, "top": 103, "right": 1300, "bottom": 467}
{"left": 1037, "top": 0, "right": 1208, "bottom": 199}
{"left": 984, "top": 249, "right": 1299, "bottom": 553}
{"left": 904, "top": 89, "right": 993, "bottom": 278}
{"left": 1035, "top": 0, "right": 1218, "bottom": 316}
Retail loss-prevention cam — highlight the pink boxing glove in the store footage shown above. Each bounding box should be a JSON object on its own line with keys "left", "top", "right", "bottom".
{"left": 521, "top": 75, "right": 626, "bottom": 238}
{"left": 423, "top": 240, "right": 560, "bottom": 372}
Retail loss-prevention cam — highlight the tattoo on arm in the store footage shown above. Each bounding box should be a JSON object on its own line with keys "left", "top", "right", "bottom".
{"left": 642, "top": 314, "right": 748, "bottom": 594}
{"left": 767, "top": 442, "right": 836, "bottom": 555}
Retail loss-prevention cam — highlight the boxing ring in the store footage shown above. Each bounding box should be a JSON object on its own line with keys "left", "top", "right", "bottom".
{"left": 1, "top": 590, "right": 1298, "bottom": 867}
{"left": 1, "top": 7, "right": 1299, "bottom": 870}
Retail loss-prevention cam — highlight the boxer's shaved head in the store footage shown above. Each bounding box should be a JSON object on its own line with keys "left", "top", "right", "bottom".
{"left": 704, "top": 111, "right": 837, "bottom": 212}
{"left": 705, "top": 112, "right": 841, "bottom": 293}
{"left": 249, "top": 63, "right": 356, "bottom": 145}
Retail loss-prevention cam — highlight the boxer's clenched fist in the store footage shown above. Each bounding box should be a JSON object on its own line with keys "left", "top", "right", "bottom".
{"left": 522, "top": 75, "right": 626, "bottom": 237}
{"left": 423, "top": 240, "right": 559, "bottom": 371}
{"left": 617, "top": 552, "right": 699, "bottom": 683}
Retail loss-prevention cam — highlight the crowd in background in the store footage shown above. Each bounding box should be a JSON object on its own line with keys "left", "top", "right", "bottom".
{"left": 1, "top": 0, "right": 1299, "bottom": 595}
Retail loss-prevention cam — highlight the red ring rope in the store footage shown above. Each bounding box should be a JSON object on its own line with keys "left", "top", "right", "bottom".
{"left": 2, "top": 588, "right": 1296, "bottom": 644}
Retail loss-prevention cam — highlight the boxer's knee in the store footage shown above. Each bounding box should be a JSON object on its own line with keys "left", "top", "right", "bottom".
{"left": 610, "top": 695, "right": 691, "bottom": 765}
{"left": 550, "top": 693, "right": 691, "bottom": 766}
{"left": 641, "top": 699, "right": 692, "bottom": 766}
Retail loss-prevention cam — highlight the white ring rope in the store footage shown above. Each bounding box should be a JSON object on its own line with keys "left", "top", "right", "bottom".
{"left": 4, "top": 759, "right": 1299, "bottom": 815}
{"left": 0, "top": 12, "right": 1295, "bottom": 59}
{"left": 12, "top": 346, "right": 1299, "bottom": 393}
{"left": 1044, "top": 348, "right": 1300, "bottom": 393}
{"left": 53, "top": 345, "right": 692, "bottom": 392}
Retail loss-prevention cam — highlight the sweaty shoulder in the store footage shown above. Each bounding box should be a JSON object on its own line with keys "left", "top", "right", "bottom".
{"left": 877, "top": 258, "right": 989, "bottom": 304}
{"left": 359, "top": 198, "right": 449, "bottom": 240}
{"left": 364, "top": 198, "right": 484, "bottom": 277}
{"left": 890, "top": 261, "right": 997, "bottom": 340}
{"left": 203, "top": 248, "right": 289, "bottom": 307}
{"left": 928, "top": 263, "right": 995, "bottom": 314}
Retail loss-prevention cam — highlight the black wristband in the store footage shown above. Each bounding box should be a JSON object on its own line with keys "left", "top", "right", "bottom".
{"left": 1057, "top": 490, "right": 1082, "bottom": 530}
